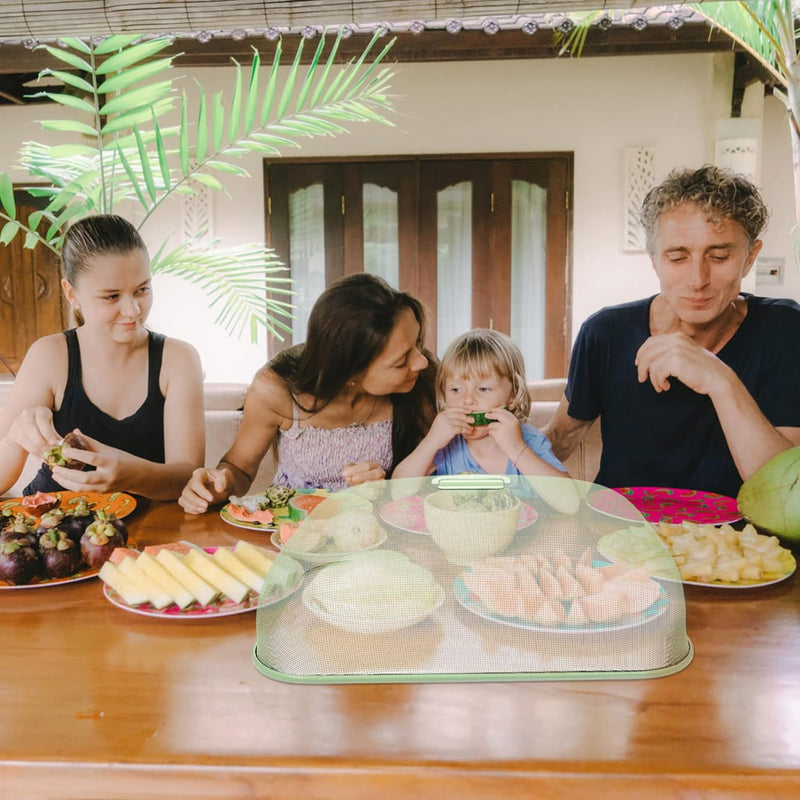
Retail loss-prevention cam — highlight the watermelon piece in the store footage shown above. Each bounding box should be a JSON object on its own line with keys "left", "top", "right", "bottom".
{"left": 227, "top": 504, "right": 274, "bottom": 526}
{"left": 279, "top": 523, "right": 298, "bottom": 545}
{"left": 288, "top": 493, "right": 330, "bottom": 522}
{"left": 143, "top": 542, "right": 193, "bottom": 557}
{"left": 108, "top": 547, "right": 140, "bottom": 565}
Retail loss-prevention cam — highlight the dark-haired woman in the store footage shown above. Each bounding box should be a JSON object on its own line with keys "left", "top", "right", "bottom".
{"left": 179, "top": 273, "right": 436, "bottom": 514}
{"left": 0, "top": 214, "right": 205, "bottom": 499}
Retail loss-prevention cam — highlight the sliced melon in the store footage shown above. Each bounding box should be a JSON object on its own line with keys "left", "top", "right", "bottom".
{"left": 117, "top": 557, "right": 173, "bottom": 609}
{"left": 233, "top": 539, "right": 276, "bottom": 576}
{"left": 135, "top": 551, "right": 195, "bottom": 610}
{"left": 155, "top": 549, "right": 219, "bottom": 606}
{"left": 98, "top": 561, "right": 148, "bottom": 606}
{"left": 185, "top": 548, "right": 249, "bottom": 603}
{"left": 212, "top": 547, "right": 264, "bottom": 593}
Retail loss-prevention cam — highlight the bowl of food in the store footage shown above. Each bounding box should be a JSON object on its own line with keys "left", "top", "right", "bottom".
{"left": 270, "top": 510, "right": 387, "bottom": 565}
{"left": 423, "top": 488, "right": 521, "bottom": 566}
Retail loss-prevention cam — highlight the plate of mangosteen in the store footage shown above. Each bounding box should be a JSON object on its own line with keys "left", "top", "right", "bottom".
{"left": 0, "top": 491, "right": 136, "bottom": 588}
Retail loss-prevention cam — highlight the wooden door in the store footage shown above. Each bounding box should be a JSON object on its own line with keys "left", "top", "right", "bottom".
{"left": 0, "top": 190, "right": 65, "bottom": 375}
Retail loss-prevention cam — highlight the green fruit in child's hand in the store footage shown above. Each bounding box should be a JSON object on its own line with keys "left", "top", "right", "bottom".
{"left": 467, "top": 407, "right": 508, "bottom": 426}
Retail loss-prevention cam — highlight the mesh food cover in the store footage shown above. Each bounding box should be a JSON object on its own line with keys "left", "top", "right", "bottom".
{"left": 253, "top": 475, "right": 693, "bottom": 683}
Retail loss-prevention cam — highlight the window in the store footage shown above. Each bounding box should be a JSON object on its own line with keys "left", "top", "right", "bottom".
{"left": 265, "top": 154, "right": 572, "bottom": 378}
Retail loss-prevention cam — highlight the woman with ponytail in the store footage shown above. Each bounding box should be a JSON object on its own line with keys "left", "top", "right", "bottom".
{"left": 0, "top": 214, "right": 205, "bottom": 500}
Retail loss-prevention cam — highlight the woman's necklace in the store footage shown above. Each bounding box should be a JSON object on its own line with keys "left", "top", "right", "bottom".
{"left": 333, "top": 393, "right": 379, "bottom": 428}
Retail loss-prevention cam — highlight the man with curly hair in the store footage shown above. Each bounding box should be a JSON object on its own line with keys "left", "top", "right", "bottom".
{"left": 545, "top": 165, "right": 800, "bottom": 497}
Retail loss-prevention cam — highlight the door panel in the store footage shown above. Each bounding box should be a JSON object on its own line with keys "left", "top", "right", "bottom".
{"left": 0, "top": 190, "right": 65, "bottom": 375}
{"left": 265, "top": 155, "right": 571, "bottom": 377}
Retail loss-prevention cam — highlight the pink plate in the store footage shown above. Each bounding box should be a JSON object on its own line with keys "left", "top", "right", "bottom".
{"left": 586, "top": 486, "right": 741, "bottom": 525}
{"left": 379, "top": 495, "right": 538, "bottom": 535}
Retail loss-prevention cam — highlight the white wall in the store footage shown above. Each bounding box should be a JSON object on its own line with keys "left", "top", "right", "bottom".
{"left": 3, "top": 51, "right": 796, "bottom": 381}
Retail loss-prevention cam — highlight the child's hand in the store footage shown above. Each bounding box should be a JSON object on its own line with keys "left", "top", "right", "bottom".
{"left": 484, "top": 407, "right": 525, "bottom": 455}
{"left": 426, "top": 408, "right": 473, "bottom": 450}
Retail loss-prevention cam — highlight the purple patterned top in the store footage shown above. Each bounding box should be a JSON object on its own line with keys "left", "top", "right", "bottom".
{"left": 274, "top": 403, "right": 393, "bottom": 491}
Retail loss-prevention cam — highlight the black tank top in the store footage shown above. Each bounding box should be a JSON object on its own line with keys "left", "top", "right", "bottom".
{"left": 23, "top": 329, "right": 166, "bottom": 495}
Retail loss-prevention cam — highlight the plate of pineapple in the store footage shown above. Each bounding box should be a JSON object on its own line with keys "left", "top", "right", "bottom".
{"left": 597, "top": 522, "right": 796, "bottom": 588}
{"left": 99, "top": 539, "right": 304, "bottom": 617}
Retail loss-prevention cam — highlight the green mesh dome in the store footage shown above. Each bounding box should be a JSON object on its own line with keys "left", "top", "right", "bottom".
{"left": 253, "top": 475, "right": 692, "bottom": 683}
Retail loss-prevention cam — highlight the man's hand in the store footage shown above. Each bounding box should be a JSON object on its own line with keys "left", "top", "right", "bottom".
{"left": 635, "top": 332, "right": 732, "bottom": 396}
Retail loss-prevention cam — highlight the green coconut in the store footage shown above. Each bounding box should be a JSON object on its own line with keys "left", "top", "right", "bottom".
{"left": 736, "top": 447, "right": 800, "bottom": 543}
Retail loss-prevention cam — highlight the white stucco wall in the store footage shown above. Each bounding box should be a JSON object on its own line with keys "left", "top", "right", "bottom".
{"left": 2, "top": 50, "right": 796, "bottom": 381}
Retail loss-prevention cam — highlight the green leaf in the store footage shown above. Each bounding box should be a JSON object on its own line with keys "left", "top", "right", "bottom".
{"left": 179, "top": 91, "right": 190, "bottom": 176}
{"left": 60, "top": 37, "right": 92, "bottom": 54}
{"left": 115, "top": 149, "right": 150, "bottom": 209}
{"left": 309, "top": 32, "right": 343, "bottom": 107}
{"left": 205, "top": 160, "right": 250, "bottom": 177}
{"left": 39, "top": 119, "right": 97, "bottom": 136}
{"left": 152, "top": 115, "right": 172, "bottom": 192}
{"left": 93, "top": 34, "right": 149, "bottom": 55}
{"left": 23, "top": 231, "right": 39, "bottom": 250}
{"left": 343, "top": 36, "right": 395, "bottom": 101}
{"left": 229, "top": 60, "right": 243, "bottom": 141}
{"left": 277, "top": 38, "right": 305, "bottom": 119}
{"left": 0, "top": 174, "right": 15, "bottom": 218}
{"left": 0, "top": 221, "right": 20, "bottom": 245}
{"left": 39, "top": 69, "right": 94, "bottom": 94}
{"left": 211, "top": 92, "right": 225, "bottom": 152}
{"left": 100, "top": 98, "right": 175, "bottom": 133}
{"left": 97, "top": 57, "right": 173, "bottom": 95}
{"left": 99, "top": 80, "right": 173, "bottom": 116}
{"left": 192, "top": 173, "right": 225, "bottom": 191}
{"left": 250, "top": 132, "right": 299, "bottom": 149}
{"left": 243, "top": 50, "right": 260, "bottom": 132}
{"left": 296, "top": 34, "right": 328, "bottom": 112}
{"left": 95, "top": 38, "right": 173, "bottom": 74}
{"left": 260, "top": 41, "right": 283, "bottom": 125}
{"left": 35, "top": 92, "right": 96, "bottom": 114}
{"left": 133, "top": 126, "right": 157, "bottom": 202}
{"left": 196, "top": 90, "right": 208, "bottom": 164}
{"left": 28, "top": 210, "right": 44, "bottom": 232}
{"left": 44, "top": 144, "right": 98, "bottom": 158}
{"left": 237, "top": 141, "right": 281, "bottom": 155}
{"left": 40, "top": 46, "right": 91, "bottom": 73}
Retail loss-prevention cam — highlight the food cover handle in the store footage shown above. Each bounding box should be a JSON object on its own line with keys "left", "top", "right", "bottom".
{"left": 431, "top": 475, "right": 510, "bottom": 491}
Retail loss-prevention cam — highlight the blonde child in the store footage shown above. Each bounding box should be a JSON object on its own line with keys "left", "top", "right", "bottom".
{"left": 393, "top": 329, "right": 567, "bottom": 478}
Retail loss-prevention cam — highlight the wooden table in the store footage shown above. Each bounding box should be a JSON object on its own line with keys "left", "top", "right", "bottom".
{"left": 2, "top": 501, "right": 799, "bottom": 799}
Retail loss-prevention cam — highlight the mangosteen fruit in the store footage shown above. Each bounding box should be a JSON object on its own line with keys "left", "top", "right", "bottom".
{"left": 80, "top": 519, "right": 124, "bottom": 570}
{"left": 0, "top": 540, "right": 41, "bottom": 585}
{"left": 93, "top": 510, "right": 128, "bottom": 544}
{"left": 39, "top": 530, "right": 83, "bottom": 579}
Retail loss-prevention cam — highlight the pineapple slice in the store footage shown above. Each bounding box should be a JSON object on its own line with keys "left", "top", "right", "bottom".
{"left": 117, "top": 556, "right": 173, "bottom": 609}
{"left": 134, "top": 552, "right": 195, "bottom": 610}
{"left": 99, "top": 561, "right": 149, "bottom": 606}
{"left": 156, "top": 549, "right": 219, "bottom": 606}
{"left": 185, "top": 548, "right": 249, "bottom": 603}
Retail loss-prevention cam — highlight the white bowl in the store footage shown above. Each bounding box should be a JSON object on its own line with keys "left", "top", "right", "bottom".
{"left": 270, "top": 530, "right": 387, "bottom": 566}
{"left": 423, "top": 491, "right": 520, "bottom": 566}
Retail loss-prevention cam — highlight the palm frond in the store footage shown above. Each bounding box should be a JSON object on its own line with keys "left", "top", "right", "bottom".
{"left": 149, "top": 241, "right": 294, "bottom": 342}
{"left": 692, "top": 1, "right": 790, "bottom": 86}
{"left": 2, "top": 29, "right": 399, "bottom": 340}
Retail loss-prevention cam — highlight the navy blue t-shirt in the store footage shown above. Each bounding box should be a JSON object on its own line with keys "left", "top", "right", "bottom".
{"left": 565, "top": 294, "right": 800, "bottom": 497}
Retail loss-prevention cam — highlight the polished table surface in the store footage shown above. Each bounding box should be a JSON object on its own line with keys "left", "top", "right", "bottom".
{"left": 2, "top": 500, "right": 799, "bottom": 800}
